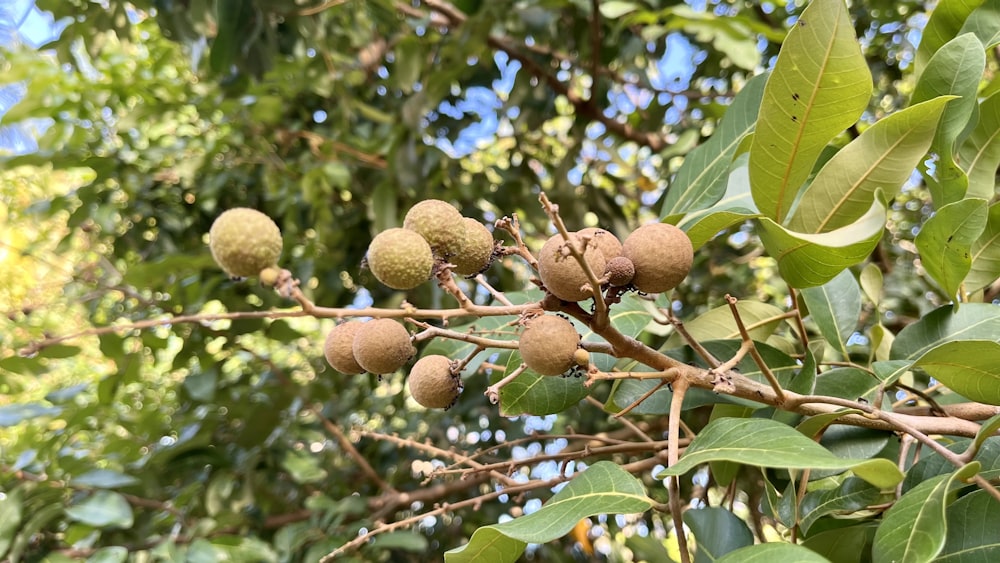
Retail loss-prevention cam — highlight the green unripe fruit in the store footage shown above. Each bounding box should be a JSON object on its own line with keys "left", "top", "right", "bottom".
{"left": 622, "top": 223, "right": 694, "bottom": 294}
{"left": 209, "top": 208, "right": 282, "bottom": 278}
{"left": 451, "top": 218, "right": 495, "bottom": 276}
{"left": 366, "top": 228, "right": 434, "bottom": 290}
{"left": 578, "top": 227, "right": 622, "bottom": 260}
{"left": 352, "top": 319, "right": 415, "bottom": 374}
{"left": 536, "top": 233, "right": 606, "bottom": 302}
{"left": 408, "top": 355, "right": 462, "bottom": 409}
{"left": 403, "top": 199, "right": 464, "bottom": 257}
{"left": 519, "top": 315, "right": 580, "bottom": 376}
{"left": 323, "top": 321, "right": 365, "bottom": 375}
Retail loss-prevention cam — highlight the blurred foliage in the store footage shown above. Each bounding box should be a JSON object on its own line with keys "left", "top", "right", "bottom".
{"left": 0, "top": 0, "right": 997, "bottom": 561}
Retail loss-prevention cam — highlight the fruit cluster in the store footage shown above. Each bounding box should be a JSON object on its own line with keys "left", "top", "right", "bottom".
{"left": 367, "top": 199, "right": 496, "bottom": 290}
{"left": 207, "top": 201, "right": 696, "bottom": 411}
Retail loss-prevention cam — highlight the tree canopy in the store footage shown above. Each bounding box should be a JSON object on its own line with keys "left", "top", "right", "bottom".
{"left": 1, "top": 0, "right": 999, "bottom": 561}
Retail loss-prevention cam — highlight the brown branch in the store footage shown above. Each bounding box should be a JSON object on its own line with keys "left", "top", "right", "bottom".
{"left": 310, "top": 407, "right": 395, "bottom": 493}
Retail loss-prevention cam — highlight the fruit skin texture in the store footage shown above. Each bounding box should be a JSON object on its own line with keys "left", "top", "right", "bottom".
{"left": 323, "top": 321, "right": 365, "bottom": 375}
{"left": 209, "top": 208, "right": 282, "bottom": 278}
{"left": 352, "top": 319, "right": 415, "bottom": 374}
{"left": 519, "top": 315, "right": 580, "bottom": 376}
{"left": 622, "top": 223, "right": 694, "bottom": 293}
{"left": 604, "top": 256, "right": 635, "bottom": 287}
{"left": 451, "top": 218, "right": 495, "bottom": 276}
{"left": 578, "top": 227, "right": 622, "bottom": 260}
{"left": 408, "top": 355, "right": 462, "bottom": 409}
{"left": 403, "top": 199, "right": 464, "bottom": 256}
{"left": 366, "top": 228, "right": 434, "bottom": 290}
{"left": 537, "top": 234, "right": 607, "bottom": 302}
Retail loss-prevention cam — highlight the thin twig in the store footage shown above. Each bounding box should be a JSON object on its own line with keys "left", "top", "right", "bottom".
{"left": 726, "top": 294, "right": 785, "bottom": 403}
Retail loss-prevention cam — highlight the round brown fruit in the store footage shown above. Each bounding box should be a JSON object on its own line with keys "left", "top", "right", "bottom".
{"left": 451, "top": 218, "right": 495, "bottom": 276}
{"left": 604, "top": 256, "right": 635, "bottom": 287}
{"left": 352, "top": 319, "right": 415, "bottom": 374}
{"left": 403, "top": 199, "right": 464, "bottom": 257}
{"left": 408, "top": 355, "right": 462, "bottom": 409}
{"left": 578, "top": 227, "right": 622, "bottom": 260}
{"left": 621, "top": 223, "right": 693, "bottom": 294}
{"left": 519, "top": 315, "right": 580, "bottom": 376}
{"left": 366, "top": 228, "right": 434, "bottom": 290}
{"left": 536, "top": 234, "right": 607, "bottom": 302}
{"left": 209, "top": 208, "right": 283, "bottom": 278}
{"left": 323, "top": 320, "right": 365, "bottom": 375}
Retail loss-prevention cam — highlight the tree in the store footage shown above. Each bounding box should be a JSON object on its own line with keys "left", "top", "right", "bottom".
{"left": 1, "top": 0, "right": 999, "bottom": 561}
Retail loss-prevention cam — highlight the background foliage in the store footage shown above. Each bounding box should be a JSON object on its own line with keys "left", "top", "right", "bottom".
{"left": 1, "top": 0, "right": 999, "bottom": 561}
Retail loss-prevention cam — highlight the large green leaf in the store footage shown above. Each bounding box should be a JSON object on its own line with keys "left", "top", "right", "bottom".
{"left": 799, "top": 477, "right": 883, "bottom": 535}
{"left": 913, "top": 340, "right": 1000, "bottom": 405}
{"left": 959, "top": 0, "right": 1000, "bottom": 49}
{"left": 662, "top": 74, "right": 767, "bottom": 216}
{"left": 937, "top": 490, "right": 1000, "bottom": 561}
{"left": 802, "top": 523, "right": 879, "bottom": 563}
{"left": 664, "top": 300, "right": 786, "bottom": 349}
{"left": 657, "top": 418, "right": 904, "bottom": 488}
{"left": 445, "top": 462, "right": 653, "bottom": 563}
{"left": 756, "top": 198, "right": 886, "bottom": 288}
{"left": 0, "top": 487, "right": 22, "bottom": 559}
{"left": 684, "top": 507, "right": 754, "bottom": 563}
{"left": 916, "top": 0, "right": 984, "bottom": 77}
{"left": 914, "top": 198, "right": 989, "bottom": 299}
{"left": 911, "top": 33, "right": 985, "bottom": 206}
{"left": 674, "top": 156, "right": 759, "bottom": 250}
{"left": 903, "top": 438, "right": 1000, "bottom": 492}
{"left": 891, "top": 303, "right": 1000, "bottom": 360}
{"left": 748, "top": 0, "right": 870, "bottom": 223}
{"left": 785, "top": 97, "right": 951, "bottom": 232}
{"left": 716, "top": 543, "right": 832, "bottom": 563}
{"left": 872, "top": 463, "right": 980, "bottom": 563}
{"left": 966, "top": 201, "right": 1000, "bottom": 292}
{"left": 800, "top": 269, "right": 861, "bottom": 357}
{"left": 64, "top": 490, "right": 134, "bottom": 529}
{"left": 959, "top": 91, "right": 1000, "bottom": 200}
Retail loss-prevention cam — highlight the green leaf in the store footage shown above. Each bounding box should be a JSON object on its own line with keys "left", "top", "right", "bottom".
{"left": 0, "top": 487, "right": 23, "bottom": 559}
{"left": 959, "top": 91, "right": 1000, "bottom": 200}
{"left": 902, "top": 438, "right": 1000, "bottom": 492}
{"left": 802, "top": 523, "right": 879, "bottom": 563}
{"left": 959, "top": 0, "right": 1000, "bottom": 48}
{"left": 800, "top": 269, "right": 862, "bottom": 357}
{"left": 665, "top": 301, "right": 786, "bottom": 349}
{"left": 445, "top": 462, "right": 654, "bottom": 563}
{"left": 859, "top": 263, "right": 883, "bottom": 306}
{"left": 716, "top": 542, "right": 833, "bottom": 563}
{"left": 911, "top": 33, "right": 985, "bottom": 205}
{"left": 916, "top": 0, "right": 984, "bottom": 77}
{"left": 674, "top": 157, "right": 759, "bottom": 249}
{"left": 64, "top": 491, "right": 134, "bottom": 529}
{"left": 971, "top": 414, "right": 1000, "bottom": 458}
{"left": 663, "top": 74, "right": 767, "bottom": 216}
{"left": 937, "top": 489, "right": 1000, "bottom": 561}
{"left": 210, "top": 0, "right": 255, "bottom": 73}
{"left": 281, "top": 449, "right": 329, "bottom": 484}
{"left": 785, "top": 97, "right": 952, "bottom": 232}
{"left": 756, "top": 198, "right": 886, "bottom": 288}
{"left": 913, "top": 340, "right": 1000, "bottom": 405}
{"left": 87, "top": 546, "right": 128, "bottom": 563}
{"left": 684, "top": 507, "right": 754, "bottom": 563}
{"left": 599, "top": 1, "right": 640, "bottom": 19}
{"left": 496, "top": 352, "right": 589, "bottom": 414}
{"left": 657, "top": 418, "right": 903, "bottom": 488}
{"left": 70, "top": 469, "right": 141, "bottom": 489}
{"left": 915, "top": 197, "right": 989, "bottom": 299}
{"left": 799, "top": 477, "right": 882, "bottom": 534}
{"left": 748, "top": 0, "right": 870, "bottom": 223}
{"left": 966, "top": 202, "right": 1000, "bottom": 292}
{"left": 891, "top": 303, "right": 1000, "bottom": 360}
{"left": 369, "top": 531, "right": 429, "bottom": 552}
{"left": 872, "top": 463, "right": 980, "bottom": 563}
